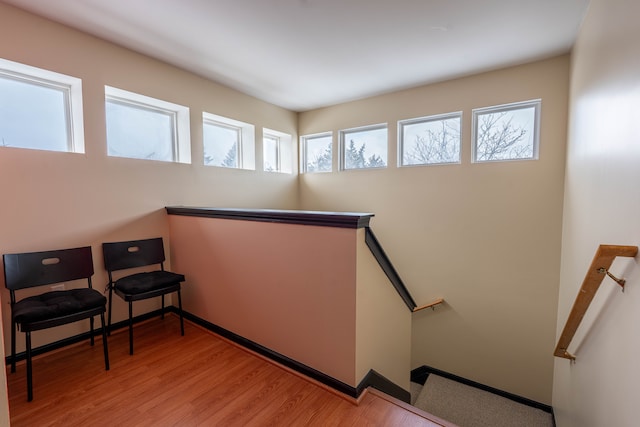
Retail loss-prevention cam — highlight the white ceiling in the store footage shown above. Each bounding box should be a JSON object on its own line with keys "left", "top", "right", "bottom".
{"left": 3, "top": 0, "right": 589, "bottom": 112}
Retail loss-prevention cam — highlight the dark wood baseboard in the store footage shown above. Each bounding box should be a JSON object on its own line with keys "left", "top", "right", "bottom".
{"left": 180, "top": 310, "right": 410, "bottom": 403}
{"left": 5, "top": 306, "right": 410, "bottom": 404}
{"left": 357, "top": 369, "right": 411, "bottom": 403}
{"left": 179, "top": 310, "right": 357, "bottom": 397}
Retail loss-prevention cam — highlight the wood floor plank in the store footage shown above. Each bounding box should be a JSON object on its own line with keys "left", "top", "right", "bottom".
{"left": 7, "top": 315, "right": 446, "bottom": 426}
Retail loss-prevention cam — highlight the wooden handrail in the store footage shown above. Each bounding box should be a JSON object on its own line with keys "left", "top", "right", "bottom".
{"left": 413, "top": 298, "right": 444, "bottom": 312}
{"left": 554, "top": 244, "right": 638, "bottom": 360}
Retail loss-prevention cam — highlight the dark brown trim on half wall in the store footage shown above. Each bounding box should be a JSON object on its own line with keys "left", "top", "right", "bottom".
{"left": 165, "top": 206, "right": 374, "bottom": 229}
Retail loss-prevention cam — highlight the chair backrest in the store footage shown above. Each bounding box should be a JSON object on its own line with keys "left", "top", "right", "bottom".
{"left": 102, "top": 237, "right": 166, "bottom": 272}
{"left": 3, "top": 246, "right": 94, "bottom": 291}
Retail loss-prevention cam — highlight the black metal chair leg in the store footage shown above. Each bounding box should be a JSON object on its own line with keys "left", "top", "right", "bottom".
{"left": 100, "top": 312, "right": 110, "bottom": 371}
{"left": 161, "top": 294, "right": 165, "bottom": 319}
{"left": 128, "top": 301, "right": 134, "bottom": 355}
{"left": 90, "top": 317, "right": 95, "bottom": 346}
{"left": 178, "top": 290, "right": 184, "bottom": 336}
{"left": 26, "top": 331, "right": 33, "bottom": 402}
{"left": 107, "top": 286, "right": 113, "bottom": 336}
{"left": 10, "top": 319, "right": 16, "bottom": 373}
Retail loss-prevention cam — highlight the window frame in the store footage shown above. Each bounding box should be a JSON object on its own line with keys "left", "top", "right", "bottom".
{"left": 339, "top": 123, "right": 388, "bottom": 171}
{"left": 262, "top": 128, "right": 292, "bottom": 174}
{"left": 301, "top": 132, "right": 333, "bottom": 173}
{"left": 0, "top": 58, "right": 85, "bottom": 153}
{"left": 104, "top": 85, "right": 191, "bottom": 164}
{"left": 398, "top": 112, "right": 462, "bottom": 167}
{"left": 202, "top": 112, "right": 255, "bottom": 170}
{"left": 263, "top": 132, "right": 281, "bottom": 172}
{"left": 471, "top": 99, "right": 541, "bottom": 163}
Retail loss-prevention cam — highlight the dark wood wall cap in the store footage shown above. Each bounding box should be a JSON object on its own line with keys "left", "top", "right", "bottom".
{"left": 165, "top": 206, "right": 374, "bottom": 229}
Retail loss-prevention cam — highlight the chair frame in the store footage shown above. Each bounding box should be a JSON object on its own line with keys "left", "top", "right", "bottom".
{"left": 3, "top": 246, "right": 109, "bottom": 401}
{"left": 103, "top": 237, "right": 184, "bottom": 355}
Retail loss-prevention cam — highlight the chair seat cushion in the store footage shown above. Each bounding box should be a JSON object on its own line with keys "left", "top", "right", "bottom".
{"left": 13, "top": 289, "right": 106, "bottom": 325}
{"left": 114, "top": 271, "right": 185, "bottom": 295}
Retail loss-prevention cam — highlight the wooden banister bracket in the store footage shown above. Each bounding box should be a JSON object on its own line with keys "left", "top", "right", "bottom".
{"left": 413, "top": 298, "right": 444, "bottom": 312}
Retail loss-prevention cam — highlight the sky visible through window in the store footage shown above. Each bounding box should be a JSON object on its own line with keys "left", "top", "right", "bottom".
{"left": 304, "top": 134, "right": 332, "bottom": 172}
{"left": 401, "top": 115, "right": 461, "bottom": 166}
{"left": 474, "top": 103, "right": 538, "bottom": 162}
{"left": 342, "top": 126, "right": 387, "bottom": 169}
{"left": 2, "top": 57, "right": 538, "bottom": 170}
{"left": 105, "top": 99, "right": 175, "bottom": 161}
{"left": 203, "top": 121, "right": 239, "bottom": 167}
{"left": 0, "top": 76, "right": 69, "bottom": 151}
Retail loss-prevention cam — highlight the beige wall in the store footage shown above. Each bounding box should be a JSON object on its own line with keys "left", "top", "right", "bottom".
{"left": 0, "top": 0, "right": 590, "bottom": 413}
{"left": 355, "top": 229, "right": 412, "bottom": 390}
{"left": 299, "top": 56, "right": 570, "bottom": 403}
{"left": 553, "top": 0, "right": 640, "bottom": 425}
{"left": 166, "top": 215, "right": 413, "bottom": 390}
{"left": 0, "top": 3, "right": 298, "bottom": 354}
{"left": 167, "top": 215, "right": 359, "bottom": 385}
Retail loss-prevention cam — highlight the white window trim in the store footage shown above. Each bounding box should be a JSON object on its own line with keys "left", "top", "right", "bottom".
{"left": 105, "top": 85, "right": 191, "bottom": 164}
{"left": 339, "top": 123, "right": 388, "bottom": 171}
{"left": 300, "top": 131, "right": 333, "bottom": 173}
{"left": 398, "top": 111, "right": 462, "bottom": 167}
{"left": 202, "top": 112, "right": 255, "bottom": 170}
{"left": 471, "top": 99, "right": 541, "bottom": 163}
{"left": 0, "top": 58, "right": 85, "bottom": 153}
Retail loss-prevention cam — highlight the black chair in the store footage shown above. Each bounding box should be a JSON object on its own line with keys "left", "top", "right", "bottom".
{"left": 3, "top": 246, "right": 109, "bottom": 401}
{"left": 102, "top": 237, "right": 185, "bottom": 355}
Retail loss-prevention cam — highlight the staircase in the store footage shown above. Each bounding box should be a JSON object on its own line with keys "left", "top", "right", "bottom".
{"left": 409, "top": 369, "right": 554, "bottom": 427}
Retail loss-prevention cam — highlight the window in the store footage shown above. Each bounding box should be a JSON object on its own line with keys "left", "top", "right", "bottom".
{"left": 472, "top": 100, "right": 541, "bottom": 162}
{"left": 399, "top": 112, "right": 461, "bottom": 166}
{"left": 0, "top": 58, "right": 84, "bottom": 153}
{"left": 263, "top": 128, "right": 292, "bottom": 173}
{"left": 301, "top": 132, "right": 332, "bottom": 173}
{"left": 340, "top": 124, "right": 387, "bottom": 170}
{"left": 202, "top": 112, "right": 255, "bottom": 169}
{"left": 105, "top": 86, "right": 191, "bottom": 163}
{"left": 263, "top": 134, "right": 280, "bottom": 172}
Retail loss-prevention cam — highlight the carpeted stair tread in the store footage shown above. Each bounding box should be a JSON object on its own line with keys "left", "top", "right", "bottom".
{"left": 410, "top": 381, "right": 423, "bottom": 405}
{"left": 413, "top": 374, "right": 553, "bottom": 427}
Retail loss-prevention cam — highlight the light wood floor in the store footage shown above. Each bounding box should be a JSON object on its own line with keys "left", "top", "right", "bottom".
{"left": 6, "top": 315, "right": 446, "bottom": 426}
